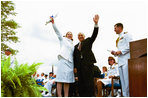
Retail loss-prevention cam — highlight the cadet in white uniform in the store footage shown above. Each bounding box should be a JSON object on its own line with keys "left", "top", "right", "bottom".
{"left": 97, "top": 56, "right": 119, "bottom": 97}
{"left": 50, "top": 17, "right": 75, "bottom": 97}
{"left": 99, "top": 57, "right": 119, "bottom": 85}
{"left": 111, "top": 23, "right": 132, "bottom": 97}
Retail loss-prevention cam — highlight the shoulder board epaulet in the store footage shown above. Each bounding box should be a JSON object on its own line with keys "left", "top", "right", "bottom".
{"left": 114, "top": 63, "right": 118, "bottom": 65}
{"left": 124, "top": 32, "right": 128, "bottom": 34}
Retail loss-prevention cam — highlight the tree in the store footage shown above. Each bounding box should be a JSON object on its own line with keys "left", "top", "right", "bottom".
{"left": 1, "top": 1, "right": 20, "bottom": 55}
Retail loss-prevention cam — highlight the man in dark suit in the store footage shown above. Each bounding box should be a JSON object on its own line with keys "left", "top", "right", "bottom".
{"left": 73, "top": 14, "right": 99, "bottom": 97}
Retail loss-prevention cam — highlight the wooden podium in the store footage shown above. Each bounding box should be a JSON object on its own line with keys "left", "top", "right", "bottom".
{"left": 128, "top": 38, "right": 147, "bottom": 97}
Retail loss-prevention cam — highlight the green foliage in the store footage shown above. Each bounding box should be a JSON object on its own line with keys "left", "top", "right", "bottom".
{"left": 1, "top": 1, "right": 20, "bottom": 55}
{"left": 1, "top": 56, "right": 46, "bottom": 97}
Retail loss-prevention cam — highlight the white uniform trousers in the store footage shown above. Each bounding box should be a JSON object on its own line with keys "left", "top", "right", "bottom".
{"left": 118, "top": 64, "right": 129, "bottom": 97}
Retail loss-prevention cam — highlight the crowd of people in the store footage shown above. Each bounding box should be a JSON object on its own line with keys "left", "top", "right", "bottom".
{"left": 32, "top": 72, "right": 56, "bottom": 97}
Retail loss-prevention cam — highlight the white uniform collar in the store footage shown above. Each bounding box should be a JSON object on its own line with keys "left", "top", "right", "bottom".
{"left": 119, "top": 32, "right": 124, "bottom": 38}
{"left": 112, "top": 63, "right": 116, "bottom": 67}
{"left": 110, "top": 63, "right": 116, "bottom": 69}
{"left": 65, "top": 37, "right": 73, "bottom": 42}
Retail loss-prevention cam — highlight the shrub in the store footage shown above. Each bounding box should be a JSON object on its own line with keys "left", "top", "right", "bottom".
{"left": 1, "top": 56, "right": 47, "bottom": 97}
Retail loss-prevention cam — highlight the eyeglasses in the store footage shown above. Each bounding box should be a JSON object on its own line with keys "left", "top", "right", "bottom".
{"left": 108, "top": 59, "right": 113, "bottom": 61}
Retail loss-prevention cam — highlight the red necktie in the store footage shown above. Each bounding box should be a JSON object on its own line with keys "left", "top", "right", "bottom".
{"left": 78, "top": 42, "right": 81, "bottom": 51}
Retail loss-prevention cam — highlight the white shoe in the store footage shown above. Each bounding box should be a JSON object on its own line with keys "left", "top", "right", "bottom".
{"left": 43, "top": 93, "right": 52, "bottom": 97}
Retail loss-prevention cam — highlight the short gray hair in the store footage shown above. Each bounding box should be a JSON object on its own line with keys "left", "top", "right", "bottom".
{"left": 78, "top": 32, "right": 85, "bottom": 37}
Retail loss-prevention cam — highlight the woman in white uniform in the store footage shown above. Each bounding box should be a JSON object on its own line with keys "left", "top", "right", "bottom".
{"left": 97, "top": 56, "right": 119, "bottom": 97}
{"left": 50, "top": 17, "right": 75, "bottom": 97}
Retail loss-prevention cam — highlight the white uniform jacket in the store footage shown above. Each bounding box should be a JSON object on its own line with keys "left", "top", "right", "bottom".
{"left": 106, "top": 63, "right": 119, "bottom": 78}
{"left": 117, "top": 32, "right": 132, "bottom": 66}
{"left": 52, "top": 23, "right": 74, "bottom": 63}
{"left": 98, "top": 64, "right": 120, "bottom": 85}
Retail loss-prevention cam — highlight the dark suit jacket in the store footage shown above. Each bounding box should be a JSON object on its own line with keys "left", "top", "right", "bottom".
{"left": 73, "top": 27, "right": 99, "bottom": 69}
{"left": 93, "top": 65, "right": 101, "bottom": 78}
